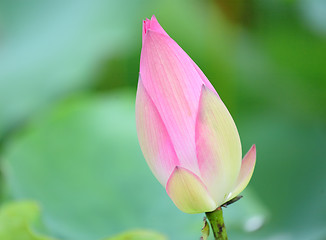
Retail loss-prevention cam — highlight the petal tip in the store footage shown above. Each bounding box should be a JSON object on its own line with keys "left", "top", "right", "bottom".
{"left": 166, "top": 165, "right": 182, "bottom": 188}
{"left": 142, "top": 15, "right": 168, "bottom": 44}
{"left": 200, "top": 83, "right": 219, "bottom": 100}
{"left": 248, "top": 144, "right": 257, "bottom": 157}
{"left": 151, "top": 15, "right": 157, "bottom": 22}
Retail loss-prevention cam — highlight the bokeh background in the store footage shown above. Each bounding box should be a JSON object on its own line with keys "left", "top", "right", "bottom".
{"left": 0, "top": 0, "right": 326, "bottom": 239}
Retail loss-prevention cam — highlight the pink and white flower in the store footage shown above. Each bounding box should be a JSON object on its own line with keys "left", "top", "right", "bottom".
{"left": 136, "top": 16, "right": 256, "bottom": 214}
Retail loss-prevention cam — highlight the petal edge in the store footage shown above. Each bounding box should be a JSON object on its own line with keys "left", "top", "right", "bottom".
{"left": 136, "top": 77, "right": 179, "bottom": 186}
{"left": 196, "top": 86, "right": 242, "bottom": 205}
{"left": 227, "top": 145, "right": 256, "bottom": 201}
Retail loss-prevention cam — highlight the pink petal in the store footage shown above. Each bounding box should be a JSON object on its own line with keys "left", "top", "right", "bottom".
{"left": 135, "top": 77, "right": 179, "bottom": 186}
{"left": 142, "top": 15, "right": 168, "bottom": 44}
{"left": 195, "top": 86, "right": 242, "bottom": 205}
{"left": 166, "top": 166, "right": 217, "bottom": 214}
{"left": 227, "top": 145, "right": 256, "bottom": 201}
{"left": 142, "top": 16, "right": 217, "bottom": 95}
{"left": 140, "top": 29, "right": 207, "bottom": 175}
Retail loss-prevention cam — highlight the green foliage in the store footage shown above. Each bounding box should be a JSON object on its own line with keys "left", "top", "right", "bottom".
{"left": 0, "top": 201, "right": 166, "bottom": 240}
{"left": 0, "top": 201, "right": 55, "bottom": 240}
{"left": 0, "top": 0, "right": 149, "bottom": 139}
{"left": 1, "top": 93, "right": 195, "bottom": 240}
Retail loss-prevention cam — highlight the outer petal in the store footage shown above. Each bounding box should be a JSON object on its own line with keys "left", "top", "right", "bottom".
{"left": 227, "top": 145, "right": 256, "bottom": 201}
{"left": 195, "top": 86, "right": 242, "bottom": 205}
{"left": 166, "top": 166, "right": 217, "bottom": 214}
{"left": 140, "top": 29, "right": 204, "bottom": 175}
{"left": 135, "top": 77, "right": 179, "bottom": 186}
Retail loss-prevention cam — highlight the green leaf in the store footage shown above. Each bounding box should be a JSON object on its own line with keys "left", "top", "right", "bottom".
{"left": 0, "top": 201, "right": 56, "bottom": 240}
{"left": 1, "top": 91, "right": 199, "bottom": 240}
{"left": 0, "top": 0, "right": 147, "bottom": 138}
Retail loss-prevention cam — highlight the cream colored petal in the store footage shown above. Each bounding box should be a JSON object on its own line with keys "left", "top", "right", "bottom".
{"left": 166, "top": 166, "right": 217, "bottom": 214}
{"left": 227, "top": 145, "right": 256, "bottom": 201}
{"left": 196, "top": 86, "right": 242, "bottom": 205}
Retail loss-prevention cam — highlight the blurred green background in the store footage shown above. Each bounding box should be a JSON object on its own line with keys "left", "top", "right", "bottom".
{"left": 0, "top": 0, "right": 326, "bottom": 239}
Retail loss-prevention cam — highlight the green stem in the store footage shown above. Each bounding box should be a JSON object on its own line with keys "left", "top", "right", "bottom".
{"left": 205, "top": 207, "right": 228, "bottom": 240}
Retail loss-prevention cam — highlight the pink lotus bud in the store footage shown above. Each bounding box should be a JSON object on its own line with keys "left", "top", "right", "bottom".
{"left": 136, "top": 16, "right": 256, "bottom": 214}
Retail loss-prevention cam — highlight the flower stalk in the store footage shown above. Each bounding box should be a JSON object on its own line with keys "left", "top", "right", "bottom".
{"left": 205, "top": 207, "right": 228, "bottom": 240}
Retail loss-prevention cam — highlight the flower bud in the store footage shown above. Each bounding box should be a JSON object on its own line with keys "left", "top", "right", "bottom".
{"left": 136, "top": 16, "right": 256, "bottom": 214}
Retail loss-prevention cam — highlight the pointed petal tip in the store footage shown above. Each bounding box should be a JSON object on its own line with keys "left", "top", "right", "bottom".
{"left": 242, "top": 144, "right": 256, "bottom": 170}
{"left": 166, "top": 165, "right": 181, "bottom": 187}
{"left": 151, "top": 15, "right": 157, "bottom": 21}
{"left": 143, "top": 18, "right": 152, "bottom": 34}
{"left": 246, "top": 144, "right": 257, "bottom": 159}
{"left": 247, "top": 144, "right": 256, "bottom": 157}
{"left": 199, "top": 83, "right": 219, "bottom": 100}
{"left": 142, "top": 15, "right": 168, "bottom": 44}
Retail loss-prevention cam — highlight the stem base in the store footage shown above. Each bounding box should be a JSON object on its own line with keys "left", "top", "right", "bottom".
{"left": 205, "top": 207, "right": 228, "bottom": 240}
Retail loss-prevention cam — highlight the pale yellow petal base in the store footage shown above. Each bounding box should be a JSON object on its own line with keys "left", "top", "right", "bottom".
{"left": 166, "top": 166, "right": 217, "bottom": 214}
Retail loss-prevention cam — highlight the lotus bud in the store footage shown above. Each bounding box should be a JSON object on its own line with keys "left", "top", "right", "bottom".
{"left": 136, "top": 16, "right": 256, "bottom": 214}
